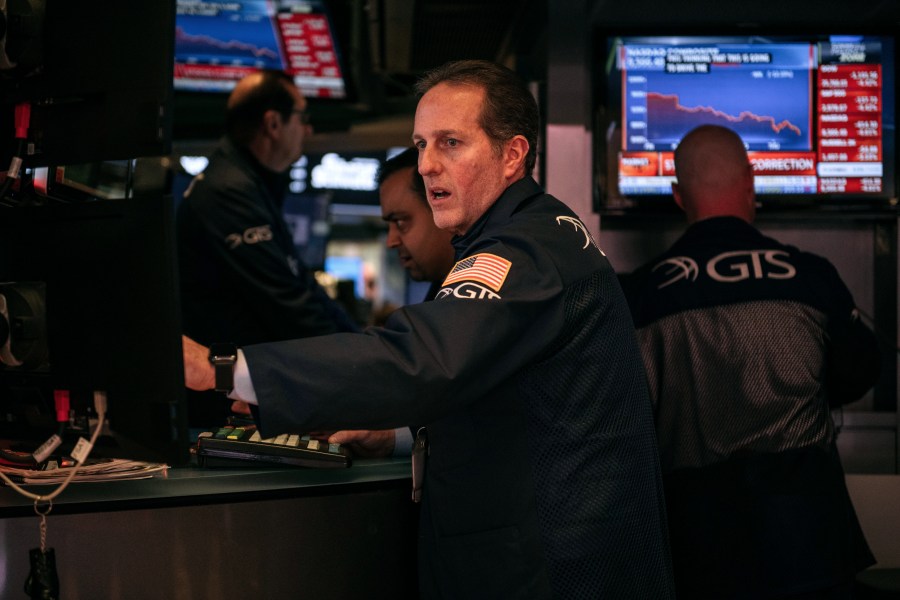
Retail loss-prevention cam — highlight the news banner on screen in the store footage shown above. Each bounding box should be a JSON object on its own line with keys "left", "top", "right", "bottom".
{"left": 174, "top": 0, "right": 347, "bottom": 99}
{"left": 615, "top": 36, "right": 889, "bottom": 197}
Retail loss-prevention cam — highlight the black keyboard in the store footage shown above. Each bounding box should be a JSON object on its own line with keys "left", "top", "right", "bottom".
{"left": 196, "top": 426, "right": 351, "bottom": 469}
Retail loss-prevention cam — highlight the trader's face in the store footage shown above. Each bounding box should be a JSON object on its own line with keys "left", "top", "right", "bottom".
{"left": 275, "top": 84, "right": 311, "bottom": 171}
{"left": 380, "top": 167, "right": 455, "bottom": 283}
{"left": 413, "top": 83, "right": 510, "bottom": 236}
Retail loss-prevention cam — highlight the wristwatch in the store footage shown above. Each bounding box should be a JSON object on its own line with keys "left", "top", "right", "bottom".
{"left": 208, "top": 343, "right": 238, "bottom": 393}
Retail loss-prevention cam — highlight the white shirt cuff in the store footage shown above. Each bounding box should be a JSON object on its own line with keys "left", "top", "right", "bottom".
{"left": 228, "top": 348, "right": 258, "bottom": 405}
{"left": 392, "top": 427, "right": 413, "bottom": 456}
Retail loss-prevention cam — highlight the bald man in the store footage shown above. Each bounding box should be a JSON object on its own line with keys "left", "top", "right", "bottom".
{"left": 176, "top": 70, "right": 358, "bottom": 427}
{"left": 622, "top": 125, "right": 880, "bottom": 599}
{"left": 671, "top": 124, "right": 757, "bottom": 224}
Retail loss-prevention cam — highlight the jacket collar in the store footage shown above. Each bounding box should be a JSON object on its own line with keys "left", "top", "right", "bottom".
{"left": 451, "top": 177, "right": 543, "bottom": 255}
{"left": 219, "top": 137, "right": 290, "bottom": 207}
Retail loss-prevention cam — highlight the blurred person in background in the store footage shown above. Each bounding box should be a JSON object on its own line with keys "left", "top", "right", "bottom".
{"left": 176, "top": 69, "right": 358, "bottom": 428}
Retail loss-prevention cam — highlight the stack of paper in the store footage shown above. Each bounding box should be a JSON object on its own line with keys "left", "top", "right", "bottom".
{"left": 0, "top": 459, "right": 169, "bottom": 485}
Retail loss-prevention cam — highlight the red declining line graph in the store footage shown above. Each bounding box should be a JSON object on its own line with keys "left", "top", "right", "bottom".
{"left": 175, "top": 26, "right": 279, "bottom": 60}
{"left": 647, "top": 91, "right": 803, "bottom": 136}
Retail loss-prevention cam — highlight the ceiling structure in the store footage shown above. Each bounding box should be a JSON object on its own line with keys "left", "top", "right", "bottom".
{"left": 306, "top": 0, "right": 547, "bottom": 152}
{"left": 370, "top": 0, "right": 525, "bottom": 91}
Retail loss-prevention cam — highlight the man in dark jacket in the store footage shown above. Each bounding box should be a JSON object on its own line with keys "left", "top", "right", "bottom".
{"left": 176, "top": 70, "right": 357, "bottom": 426}
{"left": 184, "top": 60, "right": 674, "bottom": 599}
{"left": 379, "top": 146, "right": 455, "bottom": 302}
{"left": 330, "top": 147, "right": 456, "bottom": 456}
{"left": 621, "top": 124, "right": 880, "bottom": 599}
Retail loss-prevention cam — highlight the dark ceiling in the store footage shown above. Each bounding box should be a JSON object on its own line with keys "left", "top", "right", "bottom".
{"left": 326, "top": 0, "right": 547, "bottom": 126}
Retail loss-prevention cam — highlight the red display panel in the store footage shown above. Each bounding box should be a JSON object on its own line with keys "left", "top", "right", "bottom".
{"left": 174, "top": 0, "right": 347, "bottom": 99}
{"left": 600, "top": 34, "right": 896, "bottom": 206}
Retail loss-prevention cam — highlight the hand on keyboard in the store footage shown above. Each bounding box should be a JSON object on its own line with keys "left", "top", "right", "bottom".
{"left": 327, "top": 430, "right": 396, "bottom": 458}
{"left": 196, "top": 425, "right": 351, "bottom": 468}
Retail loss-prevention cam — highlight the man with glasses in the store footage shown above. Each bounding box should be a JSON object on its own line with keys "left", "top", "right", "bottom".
{"left": 176, "top": 69, "right": 358, "bottom": 428}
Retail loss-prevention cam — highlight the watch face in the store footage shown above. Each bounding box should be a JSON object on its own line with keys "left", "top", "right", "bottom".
{"left": 208, "top": 343, "right": 238, "bottom": 361}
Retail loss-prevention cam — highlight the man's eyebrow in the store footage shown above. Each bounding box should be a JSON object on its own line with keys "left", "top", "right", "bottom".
{"left": 413, "top": 129, "right": 459, "bottom": 140}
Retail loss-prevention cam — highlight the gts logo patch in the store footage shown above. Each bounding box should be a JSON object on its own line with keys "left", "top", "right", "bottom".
{"left": 226, "top": 225, "right": 273, "bottom": 249}
{"left": 653, "top": 249, "right": 797, "bottom": 288}
{"left": 435, "top": 282, "right": 501, "bottom": 300}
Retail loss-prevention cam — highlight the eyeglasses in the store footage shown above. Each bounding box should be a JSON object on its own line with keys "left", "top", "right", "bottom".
{"left": 292, "top": 108, "right": 311, "bottom": 125}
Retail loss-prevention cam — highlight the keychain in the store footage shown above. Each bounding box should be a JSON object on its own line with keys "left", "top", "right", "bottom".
{"left": 24, "top": 498, "right": 59, "bottom": 600}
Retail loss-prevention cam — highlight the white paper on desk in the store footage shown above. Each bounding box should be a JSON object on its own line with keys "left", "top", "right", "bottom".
{"left": 0, "top": 458, "right": 169, "bottom": 485}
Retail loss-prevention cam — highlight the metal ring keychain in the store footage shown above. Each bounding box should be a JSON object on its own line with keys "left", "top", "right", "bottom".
{"left": 25, "top": 497, "right": 61, "bottom": 599}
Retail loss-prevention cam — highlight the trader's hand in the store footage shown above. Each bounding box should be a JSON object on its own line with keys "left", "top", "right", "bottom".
{"left": 328, "top": 429, "right": 396, "bottom": 458}
{"left": 182, "top": 335, "right": 215, "bottom": 391}
{"left": 231, "top": 400, "right": 252, "bottom": 415}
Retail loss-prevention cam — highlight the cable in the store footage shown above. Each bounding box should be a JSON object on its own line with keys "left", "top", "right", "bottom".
{"left": 1, "top": 102, "right": 31, "bottom": 205}
{"left": 0, "top": 390, "right": 107, "bottom": 502}
{"left": 0, "top": 448, "right": 39, "bottom": 468}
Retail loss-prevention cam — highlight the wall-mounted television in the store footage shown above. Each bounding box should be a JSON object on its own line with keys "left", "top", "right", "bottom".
{"left": 174, "top": 0, "right": 350, "bottom": 100}
{"left": 595, "top": 32, "right": 897, "bottom": 212}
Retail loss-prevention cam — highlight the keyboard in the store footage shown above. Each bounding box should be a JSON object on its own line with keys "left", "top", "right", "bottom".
{"left": 195, "top": 426, "right": 351, "bottom": 469}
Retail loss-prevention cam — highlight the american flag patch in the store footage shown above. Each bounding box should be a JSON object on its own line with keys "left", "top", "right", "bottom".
{"left": 442, "top": 253, "right": 512, "bottom": 291}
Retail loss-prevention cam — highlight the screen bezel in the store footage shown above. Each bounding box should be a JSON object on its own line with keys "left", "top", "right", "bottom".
{"left": 172, "top": 0, "right": 355, "bottom": 101}
{"left": 593, "top": 27, "right": 899, "bottom": 214}
{"left": 171, "top": 0, "right": 361, "bottom": 140}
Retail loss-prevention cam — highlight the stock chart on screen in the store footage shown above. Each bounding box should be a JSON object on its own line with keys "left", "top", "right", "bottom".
{"left": 174, "top": 0, "right": 347, "bottom": 99}
{"left": 606, "top": 35, "right": 894, "bottom": 202}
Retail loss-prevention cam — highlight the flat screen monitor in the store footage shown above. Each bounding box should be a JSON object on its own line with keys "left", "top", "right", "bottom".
{"left": 0, "top": 194, "right": 190, "bottom": 466}
{"left": 596, "top": 32, "right": 897, "bottom": 211}
{"left": 174, "top": 0, "right": 350, "bottom": 100}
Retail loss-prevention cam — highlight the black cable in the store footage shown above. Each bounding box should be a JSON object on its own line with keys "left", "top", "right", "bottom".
{"left": 0, "top": 448, "right": 39, "bottom": 468}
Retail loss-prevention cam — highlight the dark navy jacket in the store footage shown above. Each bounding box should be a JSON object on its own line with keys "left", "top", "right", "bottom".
{"left": 176, "top": 138, "right": 356, "bottom": 347}
{"left": 622, "top": 216, "right": 879, "bottom": 598}
{"left": 176, "top": 138, "right": 357, "bottom": 426}
{"left": 246, "top": 177, "right": 675, "bottom": 598}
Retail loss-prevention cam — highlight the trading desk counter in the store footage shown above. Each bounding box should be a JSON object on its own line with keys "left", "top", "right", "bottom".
{"left": 0, "top": 458, "right": 418, "bottom": 599}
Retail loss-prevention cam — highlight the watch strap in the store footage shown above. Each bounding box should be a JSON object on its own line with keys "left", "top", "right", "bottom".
{"left": 208, "top": 343, "right": 237, "bottom": 393}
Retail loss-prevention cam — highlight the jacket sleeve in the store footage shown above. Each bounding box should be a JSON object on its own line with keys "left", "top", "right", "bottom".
{"left": 825, "top": 308, "right": 881, "bottom": 406}
{"left": 243, "top": 236, "right": 570, "bottom": 437}
{"left": 817, "top": 256, "right": 882, "bottom": 406}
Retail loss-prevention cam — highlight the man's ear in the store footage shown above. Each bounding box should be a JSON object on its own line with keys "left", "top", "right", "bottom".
{"left": 261, "top": 109, "right": 281, "bottom": 136}
{"left": 503, "top": 135, "right": 529, "bottom": 179}
{"left": 743, "top": 162, "right": 755, "bottom": 196}
{"left": 671, "top": 181, "right": 682, "bottom": 208}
